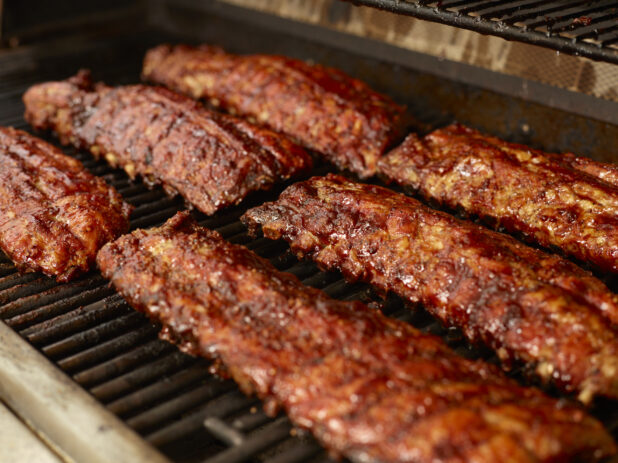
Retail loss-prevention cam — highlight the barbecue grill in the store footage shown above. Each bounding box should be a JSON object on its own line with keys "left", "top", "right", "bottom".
{"left": 0, "top": 1, "right": 617, "bottom": 462}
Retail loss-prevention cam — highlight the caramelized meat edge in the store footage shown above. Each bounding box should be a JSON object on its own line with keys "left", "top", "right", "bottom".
{"left": 142, "top": 44, "right": 406, "bottom": 178}
{"left": 97, "top": 212, "right": 615, "bottom": 463}
{"left": 378, "top": 123, "right": 618, "bottom": 273}
{"left": 23, "top": 70, "right": 312, "bottom": 216}
{"left": 242, "top": 174, "right": 618, "bottom": 403}
{"left": 0, "top": 126, "right": 131, "bottom": 282}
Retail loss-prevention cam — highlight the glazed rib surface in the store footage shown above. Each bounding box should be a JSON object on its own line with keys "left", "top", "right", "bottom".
{"left": 97, "top": 212, "right": 615, "bottom": 463}
{"left": 242, "top": 174, "right": 618, "bottom": 402}
{"left": 23, "top": 70, "right": 312, "bottom": 216}
{"left": 142, "top": 44, "right": 406, "bottom": 178}
{"left": 378, "top": 124, "right": 618, "bottom": 272}
{"left": 0, "top": 126, "right": 131, "bottom": 282}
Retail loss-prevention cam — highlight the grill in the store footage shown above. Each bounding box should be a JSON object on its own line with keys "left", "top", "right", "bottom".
{"left": 0, "top": 2, "right": 617, "bottom": 462}
{"left": 352, "top": 0, "right": 618, "bottom": 64}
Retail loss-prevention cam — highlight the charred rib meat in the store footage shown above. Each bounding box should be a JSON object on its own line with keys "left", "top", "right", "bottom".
{"left": 0, "top": 126, "right": 131, "bottom": 281}
{"left": 378, "top": 124, "right": 618, "bottom": 273}
{"left": 242, "top": 174, "right": 618, "bottom": 402}
{"left": 142, "top": 44, "right": 406, "bottom": 178}
{"left": 97, "top": 212, "right": 615, "bottom": 463}
{"left": 23, "top": 70, "right": 312, "bottom": 216}
{"left": 556, "top": 151, "right": 618, "bottom": 188}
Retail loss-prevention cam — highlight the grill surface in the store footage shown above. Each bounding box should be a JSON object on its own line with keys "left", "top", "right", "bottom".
{"left": 352, "top": 0, "right": 618, "bottom": 64}
{"left": 0, "top": 11, "right": 617, "bottom": 463}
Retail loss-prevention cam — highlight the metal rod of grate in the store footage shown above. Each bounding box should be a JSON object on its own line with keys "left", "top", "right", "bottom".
{"left": 351, "top": 0, "right": 618, "bottom": 64}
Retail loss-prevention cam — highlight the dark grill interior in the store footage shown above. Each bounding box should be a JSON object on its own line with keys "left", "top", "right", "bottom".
{"left": 0, "top": 8, "right": 617, "bottom": 463}
{"left": 353, "top": 0, "right": 618, "bottom": 64}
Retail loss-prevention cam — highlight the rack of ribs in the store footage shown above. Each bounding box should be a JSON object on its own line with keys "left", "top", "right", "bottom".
{"left": 0, "top": 126, "right": 131, "bottom": 281}
{"left": 242, "top": 174, "right": 618, "bottom": 403}
{"left": 23, "top": 70, "right": 312, "bottom": 216}
{"left": 142, "top": 44, "right": 406, "bottom": 178}
{"left": 97, "top": 211, "right": 615, "bottom": 463}
{"left": 378, "top": 123, "right": 618, "bottom": 273}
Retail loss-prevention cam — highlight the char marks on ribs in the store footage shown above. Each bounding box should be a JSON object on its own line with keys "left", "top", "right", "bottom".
{"left": 378, "top": 123, "right": 618, "bottom": 273}
{"left": 0, "top": 127, "right": 131, "bottom": 282}
{"left": 23, "top": 70, "right": 312, "bottom": 216}
{"left": 97, "top": 212, "right": 615, "bottom": 463}
{"left": 242, "top": 174, "right": 618, "bottom": 403}
{"left": 142, "top": 44, "right": 406, "bottom": 178}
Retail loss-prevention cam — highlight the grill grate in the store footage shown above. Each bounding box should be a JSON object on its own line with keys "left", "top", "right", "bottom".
{"left": 0, "top": 18, "right": 617, "bottom": 463}
{"left": 351, "top": 0, "right": 618, "bottom": 64}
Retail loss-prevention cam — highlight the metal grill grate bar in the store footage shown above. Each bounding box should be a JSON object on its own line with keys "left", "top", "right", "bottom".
{"left": 128, "top": 378, "right": 235, "bottom": 433}
{"left": 230, "top": 409, "right": 273, "bottom": 434}
{"left": 146, "top": 391, "right": 257, "bottom": 447}
{"left": 566, "top": 20, "right": 618, "bottom": 41}
{"left": 0, "top": 274, "right": 105, "bottom": 319}
{"left": 458, "top": 0, "right": 522, "bottom": 16}
{"left": 72, "top": 339, "right": 176, "bottom": 389}
{"left": 56, "top": 323, "right": 159, "bottom": 373}
{"left": 203, "top": 417, "right": 292, "bottom": 463}
{"left": 353, "top": 0, "right": 618, "bottom": 63}
{"left": 6, "top": 284, "right": 115, "bottom": 331}
{"left": 107, "top": 363, "right": 212, "bottom": 417}
{"left": 90, "top": 351, "right": 196, "bottom": 403}
{"left": 525, "top": 4, "right": 618, "bottom": 31}
{"left": 465, "top": 0, "right": 552, "bottom": 20}
{"left": 0, "top": 276, "right": 58, "bottom": 305}
{"left": 264, "top": 441, "right": 325, "bottom": 463}
{"left": 23, "top": 294, "right": 128, "bottom": 345}
{"left": 0, "top": 263, "right": 16, "bottom": 277}
{"left": 602, "top": 35, "right": 618, "bottom": 47}
{"left": 505, "top": 1, "right": 596, "bottom": 25}
{"left": 42, "top": 311, "right": 147, "bottom": 360}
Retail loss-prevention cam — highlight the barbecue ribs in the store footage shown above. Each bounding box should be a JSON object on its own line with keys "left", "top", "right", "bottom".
{"left": 142, "top": 44, "right": 406, "bottom": 178}
{"left": 23, "top": 70, "right": 312, "bottom": 216}
{"left": 378, "top": 124, "right": 618, "bottom": 273}
{"left": 0, "top": 126, "right": 131, "bottom": 281}
{"left": 97, "top": 212, "right": 615, "bottom": 463}
{"left": 242, "top": 174, "right": 618, "bottom": 402}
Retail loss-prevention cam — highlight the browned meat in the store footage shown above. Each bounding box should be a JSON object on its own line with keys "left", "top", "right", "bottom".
{"left": 142, "top": 44, "right": 406, "bottom": 178}
{"left": 378, "top": 124, "right": 618, "bottom": 273}
{"left": 242, "top": 174, "right": 618, "bottom": 403}
{"left": 556, "top": 151, "right": 618, "bottom": 188}
{"left": 23, "top": 70, "right": 312, "bottom": 216}
{"left": 0, "top": 126, "right": 131, "bottom": 282}
{"left": 97, "top": 212, "right": 615, "bottom": 463}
